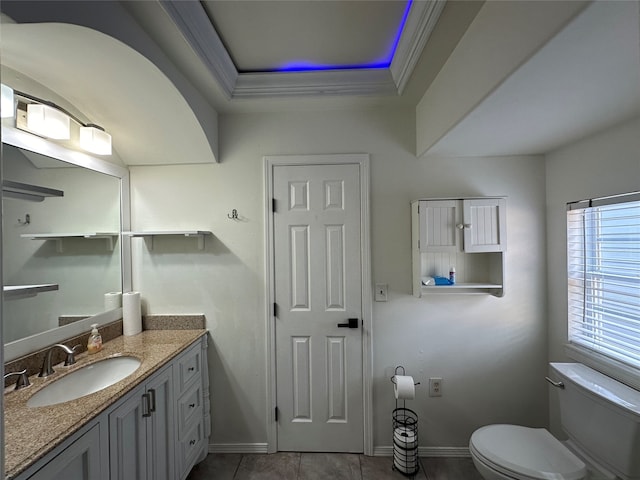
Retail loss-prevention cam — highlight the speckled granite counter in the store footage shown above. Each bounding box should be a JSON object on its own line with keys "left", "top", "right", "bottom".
{"left": 4, "top": 329, "right": 207, "bottom": 479}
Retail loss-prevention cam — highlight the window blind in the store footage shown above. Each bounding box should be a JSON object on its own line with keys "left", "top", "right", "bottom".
{"left": 567, "top": 193, "right": 640, "bottom": 370}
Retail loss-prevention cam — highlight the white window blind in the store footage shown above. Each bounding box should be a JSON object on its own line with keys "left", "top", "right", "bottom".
{"left": 567, "top": 192, "right": 640, "bottom": 370}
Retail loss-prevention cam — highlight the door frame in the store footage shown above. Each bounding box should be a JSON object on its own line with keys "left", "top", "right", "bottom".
{"left": 264, "top": 154, "right": 373, "bottom": 455}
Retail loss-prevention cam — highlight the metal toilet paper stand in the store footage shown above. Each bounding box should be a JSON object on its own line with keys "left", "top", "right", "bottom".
{"left": 391, "top": 366, "right": 420, "bottom": 477}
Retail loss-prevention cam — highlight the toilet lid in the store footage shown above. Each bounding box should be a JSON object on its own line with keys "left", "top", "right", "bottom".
{"left": 470, "top": 425, "right": 587, "bottom": 480}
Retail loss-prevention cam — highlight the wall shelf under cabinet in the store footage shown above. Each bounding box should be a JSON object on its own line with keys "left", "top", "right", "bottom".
{"left": 420, "top": 282, "right": 504, "bottom": 296}
{"left": 2, "top": 180, "right": 64, "bottom": 202}
{"left": 3, "top": 283, "right": 59, "bottom": 299}
{"left": 123, "top": 231, "right": 212, "bottom": 250}
{"left": 21, "top": 232, "right": 119, "bottom": 252}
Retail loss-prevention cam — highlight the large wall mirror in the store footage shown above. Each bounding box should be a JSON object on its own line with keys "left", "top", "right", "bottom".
{"left": 2, "top": 126, "right": 131, "bottom": 361}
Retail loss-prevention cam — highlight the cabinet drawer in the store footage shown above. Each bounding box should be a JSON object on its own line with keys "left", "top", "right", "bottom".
{"left": 177, "top": 381, "right": 203, "bottom": 438}
{"left": 177, "top": 420, "right": 205, "bottom": 479}
{"left": 176, "top": 343, "right": 201, "bottom": 393}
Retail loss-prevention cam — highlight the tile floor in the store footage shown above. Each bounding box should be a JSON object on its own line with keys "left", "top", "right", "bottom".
{"left": 186, "top": 453, "right": 484, "bottom": 480}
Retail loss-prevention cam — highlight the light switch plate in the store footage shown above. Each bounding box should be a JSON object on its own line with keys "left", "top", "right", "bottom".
{"left": 374, "top": 283, "right": 388, "bottom": 302}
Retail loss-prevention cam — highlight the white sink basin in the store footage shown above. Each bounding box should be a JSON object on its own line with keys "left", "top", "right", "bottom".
{"left": 27, "top": 356, "right": 141, "bottom": 408}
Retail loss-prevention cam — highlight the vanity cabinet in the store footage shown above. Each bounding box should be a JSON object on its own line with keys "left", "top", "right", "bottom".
{"left": 109, "top": 364, "right": 174, "bottom": 480}
{"left": 174, "top": 343, "right": 207, "bottom": 480}
{"left": 412, "top": 197, "right": 506, "bottom": 297}
{"left": 13, "top": 336, "right": 209, "bottom": 480}
{"left": 17, "top": 420, "right": 108, "bottom": 480}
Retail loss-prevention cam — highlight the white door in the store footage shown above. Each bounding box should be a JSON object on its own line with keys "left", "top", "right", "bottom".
{"left": 273, "top": 163, "right": 364, "bottom": 452}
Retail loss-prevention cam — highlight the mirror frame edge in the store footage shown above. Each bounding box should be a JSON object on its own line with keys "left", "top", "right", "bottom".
{"left": 1, "top": 125, "right": 132, "bottom": 362}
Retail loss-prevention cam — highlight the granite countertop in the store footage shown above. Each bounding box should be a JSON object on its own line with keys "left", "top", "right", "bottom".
{"left": 3, "top": 329, "right": 207, "bottom": 479}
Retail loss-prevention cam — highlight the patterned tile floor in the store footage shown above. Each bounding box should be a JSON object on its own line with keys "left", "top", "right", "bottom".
{"left": 187, "top": 453, "right": 484, "bottom": 480}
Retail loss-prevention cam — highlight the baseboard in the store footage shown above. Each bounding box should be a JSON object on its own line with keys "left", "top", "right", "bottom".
{"left": 209, "top": 443, "right": 468, "bottom": 457}
{"left": 373, "top": 446, "right": 470, "bottom": 457}
{"left": 209, "top": 443, "right": 269, "bottom": 454}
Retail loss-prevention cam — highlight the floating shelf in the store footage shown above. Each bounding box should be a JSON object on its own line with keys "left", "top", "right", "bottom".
{"left": 420, "top": 283, "right": 503, "bottom": 296}
{"left": 123, "top": 230, "right": 212, "bottom": 250}
{"left": 21, "top": 232, "right": 119, "bottom": 252}
{"left": 2, "top": 180, "right": 64, "bottom": 202}
{"left": 3, "top": 283, "right": 59, "bottom": 299}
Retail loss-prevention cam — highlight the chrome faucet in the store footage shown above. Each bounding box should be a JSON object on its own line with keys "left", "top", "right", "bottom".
{"left": 39, "top": 344, "right": 81, "bottom": 377}
{"left": 3, "top": 369, "right": 31, "bottom": 390}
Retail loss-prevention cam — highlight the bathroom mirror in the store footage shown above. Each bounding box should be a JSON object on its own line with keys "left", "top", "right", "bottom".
{"left": 1, "top": 126, "right": 131, "bottom": 361}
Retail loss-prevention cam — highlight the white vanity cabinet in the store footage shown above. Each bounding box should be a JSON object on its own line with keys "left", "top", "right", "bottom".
{"left": 13, "top": 336, "right": 209, "bottom": 480}
{"left": 412, "top": 197, "right": 506, "bottom": 297}
{"left": 174, "top": 342, "right": 208, "bottom": 480}
{"left": 16, "top": 420, "right": 108, "bottom": 480}
{"left": 109, "top": 364, "right": 174, "bottom": 480}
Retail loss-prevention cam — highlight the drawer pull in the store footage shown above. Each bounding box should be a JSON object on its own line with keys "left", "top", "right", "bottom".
{"left": 142, "top": 393, "right": 152, "bottom": 418}
{"left": 148, "top": 388, "right": 157, "bottom": 413}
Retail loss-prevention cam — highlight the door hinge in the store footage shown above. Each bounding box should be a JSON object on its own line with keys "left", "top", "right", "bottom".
{"left": 275, "top": 406, "right": 279, "bottom": 422}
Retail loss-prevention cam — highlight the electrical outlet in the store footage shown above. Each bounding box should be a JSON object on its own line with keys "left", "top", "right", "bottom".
{"left": 374, "top": 283, "right": 388, "bottom": 302}
{"left": 429, "top": 377, "right": 443, "bottom": 397}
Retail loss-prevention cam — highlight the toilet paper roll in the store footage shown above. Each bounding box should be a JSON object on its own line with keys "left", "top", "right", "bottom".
{"left": 122, "top": 291, "right": 142, "bottom": 336}
{"left": 104, "top": 292, "right": 122, "bottom": 311}
{"left": 394, "top": 426, "right": 417, "bottom": 449}
{"left": 393, "top": 375, "right": 415, "bottom": 400}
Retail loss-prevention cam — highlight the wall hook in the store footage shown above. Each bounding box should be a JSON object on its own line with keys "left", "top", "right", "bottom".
{"left": 18, "top": 213, "right": 31, "bottom": 226}
{"left": 227, "top": 209, "right": 239, "bottom": 220}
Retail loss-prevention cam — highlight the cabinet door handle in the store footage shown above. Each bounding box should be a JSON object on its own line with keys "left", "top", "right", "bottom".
{"left": 142, "top": 393, "right": 152, "bottom": 417}
{"left": 148, "top": 388, "right": 156, "bottom": 413}
{"left": 189, "top": 403, "right": 196, "bottom": 408}
{"left": 188, "top": 366, "right": 195, "bottom": 372}
{"left": 189, "top": 439, "right": 196, "bottom": 446}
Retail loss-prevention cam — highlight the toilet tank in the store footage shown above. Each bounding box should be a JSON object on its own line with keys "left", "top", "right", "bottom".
{"left": 551, "top": 363, "right": 640, "bottom": 480}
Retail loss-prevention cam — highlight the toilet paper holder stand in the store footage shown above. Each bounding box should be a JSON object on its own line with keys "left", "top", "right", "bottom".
{"left": 391, "top": 366, "right": 420, "bottom": 477}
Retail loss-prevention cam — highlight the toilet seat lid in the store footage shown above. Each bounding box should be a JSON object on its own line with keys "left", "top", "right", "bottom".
{"left": 470, "top": 425, "right": 587, "bottom": 480}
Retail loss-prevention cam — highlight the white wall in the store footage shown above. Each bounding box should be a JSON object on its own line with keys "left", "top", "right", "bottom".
{"left": 130, "top": 107, "right": 548, "bottom": 450}
{"left": 545, "top": 116, "right": 640, "bottom": 435}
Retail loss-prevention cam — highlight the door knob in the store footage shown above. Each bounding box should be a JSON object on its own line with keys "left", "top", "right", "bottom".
{"left": 337, "top": 318, "right": 359, "bottom": 328}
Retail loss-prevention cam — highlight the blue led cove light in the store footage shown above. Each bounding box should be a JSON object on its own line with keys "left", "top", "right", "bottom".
{"left": 273, "top": 0, "right": 413, "bottom": 73}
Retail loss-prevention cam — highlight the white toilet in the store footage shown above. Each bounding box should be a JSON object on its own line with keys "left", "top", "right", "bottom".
{"left": 469, "top": 363, "right": 640, "bottom": 480}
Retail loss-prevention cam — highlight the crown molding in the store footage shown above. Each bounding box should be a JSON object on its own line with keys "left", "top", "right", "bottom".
{"left": 160, "top": 0, "right": 445, "bottom": 99}
{"left": 234, "top": 69, "right": 397, "bottom": 98}
{"left": 160, "top": 0, "right": 237, "bottom": 99}
{"left": 390, "top": 0, "right": 447, "bottom": 94}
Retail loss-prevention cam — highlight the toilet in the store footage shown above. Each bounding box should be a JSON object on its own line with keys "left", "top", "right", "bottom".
{"left": 469, "top": 363, "right": 640, "bottom": 480}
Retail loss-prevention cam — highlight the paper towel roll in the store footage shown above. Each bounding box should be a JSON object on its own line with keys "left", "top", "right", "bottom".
{"left": 104, "top": 292, "right": 122, "bottom": 311}
{"left": 122, "top": 291, "right": 142, "bottom": 336}
{"left": 393, "top": 375, "right": 415, "bottom": 400}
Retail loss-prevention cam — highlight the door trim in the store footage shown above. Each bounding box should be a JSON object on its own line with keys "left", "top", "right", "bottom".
{"left": 263, "top": 154, "right": 373, "bottom": 455}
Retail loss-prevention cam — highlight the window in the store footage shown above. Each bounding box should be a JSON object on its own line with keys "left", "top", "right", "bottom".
{"left": 567, "top": 192, "right": 640, "bottom": 373}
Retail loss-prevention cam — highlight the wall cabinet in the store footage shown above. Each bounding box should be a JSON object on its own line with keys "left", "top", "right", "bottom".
{"left": 412, "top": 197, "right": 506, "bottom": 297}
{"left": 15, "top": 337, "right": 209, "bottom": 480}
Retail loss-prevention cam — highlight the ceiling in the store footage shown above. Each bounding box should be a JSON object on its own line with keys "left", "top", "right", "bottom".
{"left": 1, "top": 0, "right": 639, "bottom": 160}
{"left": 427, "top": 0, "right": 640, "bottom": 157}
{"left": 202, "top": 1, "right": 410, "bottom": 73}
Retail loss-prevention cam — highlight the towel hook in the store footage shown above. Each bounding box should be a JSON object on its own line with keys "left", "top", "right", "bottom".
{"left": 227, "top": 209, "right": 239, "bottom": 220}
{"left": 18, "top": 213, "right": 31, "bottom": 226}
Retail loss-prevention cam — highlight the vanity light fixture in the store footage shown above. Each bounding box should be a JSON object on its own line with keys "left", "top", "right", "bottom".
{"left": 1, "top": 83, "right": 15, "bottom": 118}
{"left": 80, "top": 124, "right": 112, "bottom": 155}
{"left": 26, "top": 103, "right": 71, "bottom": 140}
{"left": 11, "top": 88, "right": 113, "bottom": 155}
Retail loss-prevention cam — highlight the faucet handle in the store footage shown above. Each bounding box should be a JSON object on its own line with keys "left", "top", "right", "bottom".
{"left": 4, "top": 369, "right": 31, "bottom": 390}
{"left": 64, "top": 344, "right": 82, "bottom": 366}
